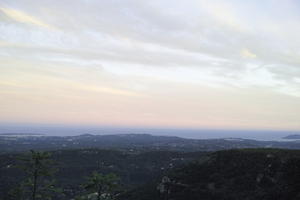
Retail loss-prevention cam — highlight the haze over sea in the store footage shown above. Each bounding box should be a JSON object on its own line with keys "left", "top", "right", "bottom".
{"left": 0, "top": 123, "right": 299, "bottom": 141}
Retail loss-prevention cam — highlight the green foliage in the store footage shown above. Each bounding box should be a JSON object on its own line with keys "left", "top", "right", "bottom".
{"left": 122, "top": 149, "right": 300, "bottom": 200}
{"left": 2, "top": 148, "right": 300, "bottom": 200}
{"left": 74, "top": 173, "right": 121, "bottom": 200}
{"left": 79, "top": 172, "right": 120, "bottom": 200}
{"left": 11, "top": 150, "right": 62, "bottom": 200}
{"left": 1, "top": 149, "right": 204, "bottom": 199}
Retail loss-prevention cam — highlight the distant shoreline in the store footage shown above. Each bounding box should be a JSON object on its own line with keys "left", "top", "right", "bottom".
{"left": 0, "top": 133, "right": 44, "bottom": 136}
{"left": 0, "top": 126, "right": 300, "bottom": 141}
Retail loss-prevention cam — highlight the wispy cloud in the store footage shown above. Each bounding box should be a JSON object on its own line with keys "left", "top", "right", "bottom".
{"left": 0, "top": 0, "right": 299, "bottom": 130}
{"left": 0, "top": 6, "right": 53, "bottom": 29}
{"left": 241, "top": 49, "right": 257, "bottom": 59}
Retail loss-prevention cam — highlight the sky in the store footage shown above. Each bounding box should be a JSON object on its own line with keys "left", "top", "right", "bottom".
{"left": 0, "top": 0, "right": 300, "bottom": 131}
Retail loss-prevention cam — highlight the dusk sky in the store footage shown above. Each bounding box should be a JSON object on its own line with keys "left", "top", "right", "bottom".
{"left": 1, "top": 0, "right": 300, "bottom": 131}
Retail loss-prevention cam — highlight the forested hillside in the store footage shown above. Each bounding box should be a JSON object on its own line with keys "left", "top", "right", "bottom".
{"left": 1, "top": 148, "right": 300, "bottom": 199}
{"left": 1, "top": 134, "right": 300, "bottom": 153}
{"left": 0, "top": 149, "right": 207, "bottom": 199}
{"left": 120, "top": 149, "right": 300, "bottom": 200}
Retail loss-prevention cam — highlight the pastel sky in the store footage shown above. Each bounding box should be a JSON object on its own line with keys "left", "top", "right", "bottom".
{"left": 0, "top": 0, "right": 300, "bottom": 130}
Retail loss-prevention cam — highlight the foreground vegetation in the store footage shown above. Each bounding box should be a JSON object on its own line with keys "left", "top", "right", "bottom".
{"left": 120, "top": 149, "right": 300, "bottom": 200}
{"left": 0, "top": 149, "right": 206, "bottom": 199}
{"left": 0, "top": 148, "right": 300, "bottom": 200}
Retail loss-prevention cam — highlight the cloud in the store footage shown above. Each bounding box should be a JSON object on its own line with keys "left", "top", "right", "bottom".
{"left": 0, "top": 0, "right": 299, "bottom": 129}
{"left": 79, "top": 85, "right": 143, "bottom": 97}
{"left": 241, "top": 48, "right": 257, "bottom": 58}
{"left": 0, "top": 6, "right": 53, "bottom": 29}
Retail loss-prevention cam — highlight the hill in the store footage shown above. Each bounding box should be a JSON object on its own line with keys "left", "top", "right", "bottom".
{"left": 0, "top": 149, "right": 207, "bottom": 199}
{"left": 283, "top": 134, "right": 300, "bottom": 139}
{"left": 1, "top": 134, "right": 300, "bottom": 153}
{"left": 120, "top": 149, "right": 300, "bottom": 200}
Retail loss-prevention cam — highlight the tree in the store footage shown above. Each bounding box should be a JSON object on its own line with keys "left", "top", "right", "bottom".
{"left": 82, "top": 172, "right": 120, "bottom": 200}
{"left": 15, "top": 150, "right": 61, "bottom": 200}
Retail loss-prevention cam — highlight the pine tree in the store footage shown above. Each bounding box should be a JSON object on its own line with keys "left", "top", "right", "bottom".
{"left": 14, "top": 150, "right": 62, "bottom": 200}
{"left": 83, "top": 172, "right": 120, "bottom": 200}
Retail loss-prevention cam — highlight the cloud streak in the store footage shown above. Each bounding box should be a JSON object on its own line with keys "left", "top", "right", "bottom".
{"left": 0, "top": 6, "right": 53, "bottom": 29}
{"left": 0, "top": 0, "right": 299, "bottom": 130}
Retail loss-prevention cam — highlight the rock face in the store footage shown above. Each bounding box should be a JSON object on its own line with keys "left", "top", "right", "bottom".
{"left": 157, "top": 176, "right": 171, "bottom": 194}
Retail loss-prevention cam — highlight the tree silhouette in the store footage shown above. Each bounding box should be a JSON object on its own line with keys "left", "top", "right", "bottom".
{"left": 15, "top": 150, "right": 61, "bottom": 200}
{"left": 82, "top": 172, "right": 120, "bottom": 200}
